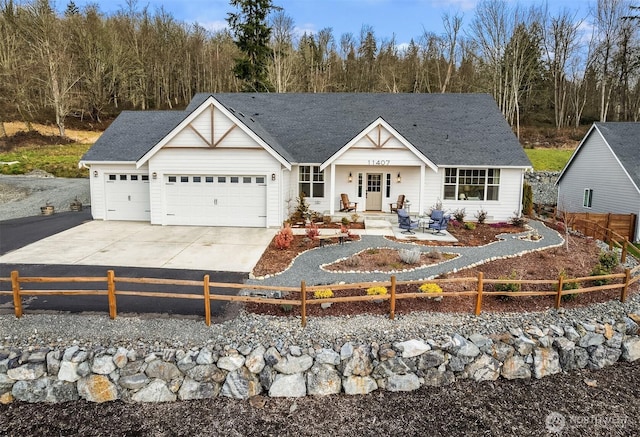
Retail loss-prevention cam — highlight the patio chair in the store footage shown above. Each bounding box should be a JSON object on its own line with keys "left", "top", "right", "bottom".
{"left": 428, "top": 213, "right": 451, "bottom": 236}
{"left": 389, "top": 194, "right": 405, "bottom": 213}
{"left": 340, "top": 193, "right": 357, "bottom": 212}
{"left": 397, "top": 208, "right": 419, "bottom": 234}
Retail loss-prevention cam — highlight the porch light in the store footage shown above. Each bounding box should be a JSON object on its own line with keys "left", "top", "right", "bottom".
{"left": 271, "top": 173, "right": 276, "bottom": 181}
{"left": 348, "top": 172, "right": 353, "bottom": 183}
{"left": 93, "top": 170, "right": 98, "bottom": 178}
{"left": 397, "top": 172, "right": 401, "bottom": 183}
{"left": 152, "top": 172, "right": 157, "bottom": 179}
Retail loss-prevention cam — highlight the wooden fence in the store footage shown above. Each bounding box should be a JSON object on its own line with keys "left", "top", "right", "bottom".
{"left": 559, "top": 210, "right": 636, "bottom": 242}
{"left": 569, "top": 218, "right": 640, "bottom": 262}
{"left": 1, "top": 265, "right": 639, "bottom": 327}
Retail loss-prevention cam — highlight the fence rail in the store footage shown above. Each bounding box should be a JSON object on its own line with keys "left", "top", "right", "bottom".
{"left": 1, "top": 265, "right": 639, "bottom": 327}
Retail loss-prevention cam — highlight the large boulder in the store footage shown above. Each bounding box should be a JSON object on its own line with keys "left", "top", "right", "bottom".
{"left": 131, "top": 379, "right": 176, "bottom": 403}
{"left": 77, "top": 375, "right": 119, "bottom": 403}
{"left": 269, "top": 373, "right": 306, "bottom": 397}
{"left": 307, "top": 363, "right": 341, "bottom": 396}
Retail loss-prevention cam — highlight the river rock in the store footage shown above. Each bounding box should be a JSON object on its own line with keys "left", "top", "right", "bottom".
{"left": 343, "top": 376, "right": 377, "bottom": 395}
{"left": 221, "top": 367, "right": 261, "bottom": 399}
{"left": 533, "top": 348, "right": 561, "bottom": 379}
{"left": 269, "top": 373, "right": 306, "bottom": 397}
{"left": 307, "top": 363, "right": 341, "bottom": 396}
{"left": 77, "top": 375, "right": 118, "bottom": 403}
{"left": 395, "top": 339, "right": 430, "bottom": 358}
{"left": 178, "top": 377, "right": 219, "bottom": 400}
{"left": 131, "top": 379, "right": 176, "bottom": 402}
{"left": 622, "top": 337, "right": 640, "bottom": 361}
{"left": 501, "top": 355, "right": 531, "bottom": 380}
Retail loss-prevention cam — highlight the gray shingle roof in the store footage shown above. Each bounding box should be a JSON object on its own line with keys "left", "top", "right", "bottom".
{"left": 593, "top": 122, "right": 640, "bottom": 189}
{"left": 83, "top": 93, "right": 531, "bottom": 168}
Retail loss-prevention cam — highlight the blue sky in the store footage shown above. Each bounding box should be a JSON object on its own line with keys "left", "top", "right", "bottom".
{"left": 66, "top": 0, "right": 590, "bottom": 46}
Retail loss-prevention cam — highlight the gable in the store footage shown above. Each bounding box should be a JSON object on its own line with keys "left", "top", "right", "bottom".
{"left": 136, "top": 96, "right": 291, "bottom": 169}
{"left": 321, "top": 118, "right": 437, "bottom": 170}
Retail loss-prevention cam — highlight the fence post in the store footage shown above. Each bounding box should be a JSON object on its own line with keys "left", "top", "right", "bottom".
{"left": 474, "top": 272, "right": 483, "bottom": 316}
{"left": 203, "top": 274, "right": 211, "bottom": 326}
{"left": 621, "top": 269, "right": 631, "bottom": 303}
{"left": 622, "top": 239, "right": 628, "bottom": 264}
{"left": 11, "top": 270, "right": 22, "bottom": 318}
{"left": 301, "top": 281, "right": 307, "bottom": 328}
{"left": 555, "top": 274, "right": 564, "bottom": 309}
{"left": 107, "top": 270, "right": 117, "bottom": 320}
{"left": 390, "top": 275, "right": 396, "bottom": 320}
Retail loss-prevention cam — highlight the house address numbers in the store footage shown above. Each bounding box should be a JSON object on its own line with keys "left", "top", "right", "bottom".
{"left": 367, "top": 160, "right": 391, "bottom": 165}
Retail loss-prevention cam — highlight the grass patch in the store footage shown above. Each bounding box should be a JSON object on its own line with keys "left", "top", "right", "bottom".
{"left": 524, "top": 148, "right": 575, "bottom": 171}
{"left": 0, "top": 143, "right": 90, "bottom": 178}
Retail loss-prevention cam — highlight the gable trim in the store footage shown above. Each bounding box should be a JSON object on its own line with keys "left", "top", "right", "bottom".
{"left": 320, "top": 117, "right": 437, "bottom": 171}
{"left": 136, "top": 96, "right": 291, "bottom": 170}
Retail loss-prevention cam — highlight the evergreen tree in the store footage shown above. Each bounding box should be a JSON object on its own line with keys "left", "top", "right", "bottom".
{"left": 227, "top": 0, "right": 280, "bottom": 92}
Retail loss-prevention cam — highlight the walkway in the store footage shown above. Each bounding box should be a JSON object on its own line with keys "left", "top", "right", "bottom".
{"left": 248, "top": 220, "right": 565, "bottom": 287}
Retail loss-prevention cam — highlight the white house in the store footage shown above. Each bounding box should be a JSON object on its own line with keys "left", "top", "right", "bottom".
{"left": 556, "top": 122, "right": 640, "bottom": 241}
{"left": 80, "top": 93, "right": 532, "bottom": 227}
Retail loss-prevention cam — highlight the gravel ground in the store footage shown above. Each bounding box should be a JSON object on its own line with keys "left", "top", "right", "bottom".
{"left": 2, "top": 175, "right": 640, "bottom": 436}
{"left": 0, "top": 173, "right": 90, "bottom": 221}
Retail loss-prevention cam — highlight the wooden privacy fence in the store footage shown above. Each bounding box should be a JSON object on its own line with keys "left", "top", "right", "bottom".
{"left": 1, "top": 266, "right": 639, "bottom": 327}
{"left": 570, "top": 218, "right": 640, "bottom": 262}
{"left": 560, "top": 211, "right": 637, "bottom": 242}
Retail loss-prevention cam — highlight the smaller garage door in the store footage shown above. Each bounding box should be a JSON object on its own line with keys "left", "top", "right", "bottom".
{"left": 105, "top": 174, "right": 151, "bottom": 221}
{"left": 165, "top": 174, "right": 267, "bottom": 227}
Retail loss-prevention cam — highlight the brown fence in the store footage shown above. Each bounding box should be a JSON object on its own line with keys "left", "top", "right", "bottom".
{"left": 2, "top": 265, "right": 639, "bottom": 327}
{"left": 569, "top": 218, "right": 640, "bottom": 262}
{"left": 560, "top": 211, "right": 637, "bottom": 242}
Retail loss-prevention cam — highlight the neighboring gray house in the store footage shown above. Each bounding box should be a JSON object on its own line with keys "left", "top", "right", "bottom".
{"left": 556, "top": 122, "right": 640, "bottom": 241}
{"left": 80, "top": 93, "right": 532, "bottom": 228}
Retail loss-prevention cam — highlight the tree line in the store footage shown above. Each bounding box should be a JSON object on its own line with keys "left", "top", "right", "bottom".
{"left": 0, "top": 0, "right": 639, "bottom": 139}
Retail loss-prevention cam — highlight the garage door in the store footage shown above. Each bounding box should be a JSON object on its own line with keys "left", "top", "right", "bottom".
{"left": 105, "top": 174, "right": 151, "bottom": 221}
{"left": 164, "top": 175, "right": 267, "bottom": 227}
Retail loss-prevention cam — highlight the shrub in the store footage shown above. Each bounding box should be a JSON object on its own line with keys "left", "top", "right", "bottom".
{"left": 598, "top": 250, "right": 619, "bottom": 271}
{"left": 522, "top": 183, "right": 534, "bottom": 216}
{"left": 280, "top": 304, "right": 293, "bottom": 313}
{"left": 344, "top": 255, "right": 361, "bottom": 267}
{"left": 398, "top": 248, "right": 421, "bottom": 264}
{"left": 452, "top": 208, "right": 466, "bottom": 223}
{"left": 495, "top": 270, "right": 520, "bottom": 300}
{"left": 510, "top": 213, "right": 528, "bottom": 228}
{"left": 475, "top": 208, "right": 488, "bottom": 224}
{"left": 341, "top": 216, "right": 350, "bottom": 226}
{"left": 426, "top": 250, "right": 442, "bottom": 260}
{"left": 313, "top": 289, "right": 334, "bottom": 299}
{"left": 305, "top": 223, "right": 320, "bottom": 239}
{"left": 419, "top": 283, "right": 443, "bottom": 294}
{"left": 375, "top": 250, "right": 396, "bottom": 267}
{"left": 366, "top": 286, "right": 387, "bottom": 296}
{"left": 274, "top": 223, "right": 294, "bottom": 249}
{"left": 464, "top": 222, "right": 476, "bottom": 230}
{"left": 559, "top": 269, "right": 579, "bottom": 301}
{"left": 351, "top": 213, "right": 360, "bottom": 223}
{"left": 591, "top": 263, "right": 610, "bottom": 286}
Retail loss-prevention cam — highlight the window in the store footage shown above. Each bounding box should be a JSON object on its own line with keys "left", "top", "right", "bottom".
{"left": 218, "top": 177, "right": 226, "bottom": 183}
{"left": 141, "top": 175, "right": 149, "bottom": 181}
{"left": 243, "top": 177, "right": 252, "bottom": 183}
{"left": 193, "top": 176, "right": 201, "bottom": 183}
{"left": 299, "top": 165, "right": 324, "bottom": 197}
{"left": 180, "top": 176, "right": 189, "bottom": 183}
{"left": 583, "top": 189, "right": 593, "bottom": 208}
{"left": 386, "top": 173, "right": 391, "bottom": 197}
{"left": 119, "top": 175, "right": 127, "bottom": 181}
{"left": 256, "top": 177, "right": 265, "bottom": 184}
{"left": 108, "top": 175, "right": 116, "bottom": 181}
{"left": 358, "top": 173, "right": 363, "bottom": 197}
{"left": 131, "top": 175, "right": 138, "bottom": 181}
{"left": 443, "top": 168, "right": 500, "bottom": 201}
{"left": 230, "top": 177, "right": 239, "bottom": 183}
{"left": 168, "top": 176, "right": 176, "bottom": 183}
{"left": 205, "top": 176, "right": 214, "bottom": 183}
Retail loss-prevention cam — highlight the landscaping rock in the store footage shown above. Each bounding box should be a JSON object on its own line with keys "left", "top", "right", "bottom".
{"left": 533, "top": 348, "right": 561, "bottom": 379}
{"left": 395, "top": 339, "right": 430, "bottom": 358}
{"left": 622, "top": 337, "right": 640, "bottom": 362}
{"left": 178, "top": 377, "right": 219, "bottom": 400}
{"left": 77, "top": 375, "right": 118, "bottom": 403}
{"left": 501, "top": 355, "right": 531, "bottom": 380}
{"left": 307, "top": 363, "right": 341, "bottom": 396}
{"left": 273, "top": 354, "right": 313, "bottom": 375}
{"left": 221, "top": 367, "right": 261, "bottom": 399}
{"left": 131, "top": 379, "right": 176, "bottom": 403}
{"left": 343, "top": 376, "right": 377, "bottom": 395}
{"left": 269, "top": 373, "right": 306, "bottom": 397}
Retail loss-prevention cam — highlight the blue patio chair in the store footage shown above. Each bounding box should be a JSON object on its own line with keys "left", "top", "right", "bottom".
{"left": 429, "top": 213, "right": 451, "bottom": 236}
{"left": 397, "top": 208, "right": 419, "bottom": 234}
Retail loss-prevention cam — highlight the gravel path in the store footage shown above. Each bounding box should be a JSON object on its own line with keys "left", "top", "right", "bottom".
{"left": 0, "top": 173, "right": 90, "bottom": 221}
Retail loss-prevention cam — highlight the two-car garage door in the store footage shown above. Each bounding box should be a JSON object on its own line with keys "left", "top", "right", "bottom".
{"left": 164, "top": 174, "right": 267, "bottom": 227}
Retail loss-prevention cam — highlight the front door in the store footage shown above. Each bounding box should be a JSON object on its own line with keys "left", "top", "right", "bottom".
{"left": 366, "top": 173, "right": 382, "bottom": 210}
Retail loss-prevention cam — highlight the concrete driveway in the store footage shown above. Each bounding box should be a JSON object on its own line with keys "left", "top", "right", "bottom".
{"left": 0, "top": 221, "right": 276, "bottom": 272}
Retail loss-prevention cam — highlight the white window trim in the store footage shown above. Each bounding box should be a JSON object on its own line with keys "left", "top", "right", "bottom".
{"left": 583, "top": 188, "right": 593, "bottom": 208}
{"left": 443, "top": 168, "right": 500, "bottom": 201}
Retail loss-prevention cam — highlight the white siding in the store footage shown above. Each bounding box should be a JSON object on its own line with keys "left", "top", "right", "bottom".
{"left": 148, "top": 148, "right": 282, "bottom": 227}
{"left": 88, "top": 164, "right": 148, "bottom": 220}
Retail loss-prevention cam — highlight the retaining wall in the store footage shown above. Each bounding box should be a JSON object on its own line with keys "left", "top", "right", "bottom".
{"left": 2, "top": 314, "right": 640, "bottom": 404}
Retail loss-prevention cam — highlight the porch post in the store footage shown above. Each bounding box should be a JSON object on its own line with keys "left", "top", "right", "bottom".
{"left": 329, "top": 163, "right": 336, "bottom": 215}
{"left": 419, "top": 164, "right": 425, "bottom": 215}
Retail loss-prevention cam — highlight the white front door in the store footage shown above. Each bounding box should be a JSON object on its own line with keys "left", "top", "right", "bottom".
{"left": 366, "top": 173, "right": 382, "bottom": 211}
{"left": 105, "top": 174, "right": 151, "bottom": 221}
{"left": 164, "top": 175, "right": 267, "bottom": 227}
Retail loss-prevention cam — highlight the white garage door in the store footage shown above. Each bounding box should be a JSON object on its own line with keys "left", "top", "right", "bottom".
{"left": 164, "top": 175, "right": 267, "bottom": 227}
{"left": 105, "top": 174, "right": 151, "bottom": 221}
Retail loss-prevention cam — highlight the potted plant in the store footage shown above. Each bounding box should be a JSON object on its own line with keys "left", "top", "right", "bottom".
{"left": 70, "top": 197, "right": 83, "bottom": 212}
{"left": 40, "top": 201, "right": 55, "bottom": 215}
{"left": 314, "top": 289, "right": 334, "bottom": 309}
{"left": 419, "top": 283, "right": 443, "bottom": 301}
